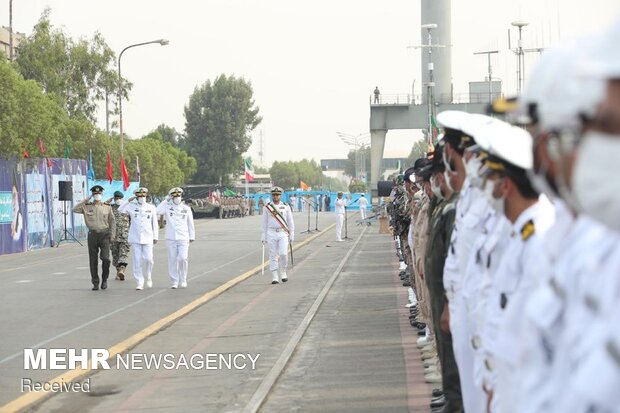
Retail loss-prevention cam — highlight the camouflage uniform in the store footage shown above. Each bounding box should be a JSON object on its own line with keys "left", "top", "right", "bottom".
{"left": 111, "top": 203, "right": 130, "bottom": 279}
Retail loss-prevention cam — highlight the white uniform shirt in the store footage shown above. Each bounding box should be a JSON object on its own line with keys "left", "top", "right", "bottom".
{"left": 335, "top": 198, "right": 347, "bottom": 214}
{"left": 118, "top": 200, "right": 159, "bottom": 244}
{"left": 262, "top": 201, "right": 295, "bottom": 241}
{"left": 488, "top": 196, "right": 555, "bottom": 413}
{"left": 358, "top": 196, "right": 368, "bottom": 209}
{"left": 156, "top": 200, "right": 195, "bottom": 241}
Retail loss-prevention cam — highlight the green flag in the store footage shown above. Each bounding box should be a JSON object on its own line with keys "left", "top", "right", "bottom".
{"left": 64, "top": 140, "right": 70, "bottom": 159}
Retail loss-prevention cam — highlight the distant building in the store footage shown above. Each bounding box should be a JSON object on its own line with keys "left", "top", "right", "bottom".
{"left": 0, "top": 26, "right": 25, "bottom": 61}
{"left": 321, "top": 157, "right": 407, "bottom": 181}
{"left": 236, "top": 173, "right": 272, "bottom": 194}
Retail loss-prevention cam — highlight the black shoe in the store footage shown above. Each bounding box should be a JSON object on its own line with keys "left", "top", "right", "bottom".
{"left": 432, "top": 388, "right": 443, "bottom": 398}
{"left": 271, "top": 280, "right": 279, "bottom": 285}
{"left": 417, "top": 330, "right": 426, "bottom": 336}
{"left": 402, "top": 281, "right": 411, "bottom": 287}
{"left": 92, "top": 285, "right": 99, "bottom": 291}
{"left": 101, "top": 281, "right": 107, "bottom": 290}
{"left": 430, "top": 394, "right": 446, "bottom": 408}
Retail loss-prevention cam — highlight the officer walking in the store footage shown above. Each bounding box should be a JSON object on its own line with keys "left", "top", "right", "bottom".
{"left": 156, "top": 187, "right": 195, "bottom": 289}
{"left": 73, "top": 185, "right": 116, "bottom": 291}
{"left": 119, "top": 187, "right": 159, "bottom": 290}
{"left": 334, "top": 191, "right": 347, "bottom": 241}
{"left": 105, "top": 191, "right": 130, "bottom": 281}
{"left": 261, "top": 186, "right": 295, "bottom": 284}
{"left": 358, "top": 194, "right": 368, "bottom": 220}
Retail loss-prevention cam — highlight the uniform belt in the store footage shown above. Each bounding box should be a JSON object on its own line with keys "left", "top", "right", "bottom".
{"left": 89, "top": 229, "right": 109, "bottom": 234}
{"left": 268, "top": 227, "right": 285, "bottom": 232}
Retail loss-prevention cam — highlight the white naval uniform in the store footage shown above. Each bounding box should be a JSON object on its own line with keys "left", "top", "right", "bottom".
{"left": 358, "top": 196, "right": 368, "bottom": 220}
{"left": 261, "top": 201, "right": 294, "bottom": 280}
{"left": 547, "top": 220, "right": 620, "bottom": 413}
{"left": 334, "top": 198, "right": 347, "bottom": 241}
{"left": 118, "top": 200, "right": 159, "bottom": 288}
{"left": 468, "top": 208, "right": 510, "bottom": 401}
{"left": 487, "top": 196, "right": 555, "bottom": 413}
{"left": 156, "top": 200, "right": 195, "bottom": 287}
{"left": 513, "top": 200, "right": 574, "bottom": 413}
{"left": 443, "top": 182, "right": 489, "bottom": 413}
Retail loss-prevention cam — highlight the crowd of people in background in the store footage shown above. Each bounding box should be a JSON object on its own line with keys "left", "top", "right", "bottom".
{"left": 388, "top": 18, "right": 620, "bottom": 413}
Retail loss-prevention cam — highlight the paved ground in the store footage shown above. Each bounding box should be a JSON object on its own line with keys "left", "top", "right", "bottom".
{"left": 0, "top": 210, "right": 432, "bottom": 413}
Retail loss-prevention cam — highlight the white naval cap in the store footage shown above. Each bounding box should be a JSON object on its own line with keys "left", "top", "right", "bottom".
{"left": 581, "top": 18, "right": 620, "bottom": 79}
{"left": 537, "top": 36, "right": 606, "bottom": 132}
{"left": 168, "top": 187, "right": 183, "bottom": 196}
{"left": 134, "top": 187, "right": 148, "bottom": 196}
{"left": 474, "top": 120, "right": 533, "bottom": 170}
{"left": 437, "top": 110, "right": 472, "bottom": 131}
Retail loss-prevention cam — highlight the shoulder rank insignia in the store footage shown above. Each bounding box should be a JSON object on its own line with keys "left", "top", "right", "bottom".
{"left": 521, "top": 219, "right": 535, "bottom": 241}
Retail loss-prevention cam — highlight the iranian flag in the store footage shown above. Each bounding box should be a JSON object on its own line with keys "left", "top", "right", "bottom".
{"left": 244, "top": 158, "right": 254, "bottom": 182}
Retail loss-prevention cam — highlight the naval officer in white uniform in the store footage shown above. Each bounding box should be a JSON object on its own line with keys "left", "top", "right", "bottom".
{"left": 118, "top": 187, "right": 159, "bottom": 290}
{"left": 261, "top": 186, "right": 295, "bottom": 284}
{"left": 157, "top": 187, "right": 195, "bottom": 289}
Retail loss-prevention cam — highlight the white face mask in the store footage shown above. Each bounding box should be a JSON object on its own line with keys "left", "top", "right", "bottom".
{"left": 443, "top": 171, "right": 455, "bottom": 193}
{"left": 430, "top": 175, "right": 443, "bottom": 200}
{"left": 573, "top": 131, "right": 620, "bottom": 231}
{"left": 137, "top": 197, "right": 146, "bottom": 205}
{"left": 483, "top": 179, "right": 504, "bottom": 215}
{"left": 464, "top": 156, "right": 483, "bottom": 188}
{"left": 173, "top": 197, "right": 182, "bottom": 205}
{"left": 93, "top": 194, "right": 102, "bottom": 201}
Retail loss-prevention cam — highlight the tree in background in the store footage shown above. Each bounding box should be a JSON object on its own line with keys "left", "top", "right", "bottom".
{"left": 14, "top": 9, "right": 127, "bottom": 123}
{"left": 184, "top": 74, "right": 261, "bottom": 184}
{"left": 407, "top": 139, "right": 431, "bottom": 165}
{"left": 348, "top": 179, "right": 367, "bottom": 194}
{"left": 151, "top": 124, "right": 184, "bottom": 147}
{"left": 344, "top": 146, "right": 371, "bottom": 180}
{"left": 269, "top": 159, "right": 324, "bottom": 190}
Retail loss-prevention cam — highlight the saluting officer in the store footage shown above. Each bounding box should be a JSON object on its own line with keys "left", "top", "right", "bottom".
{"left": 261, "top": 186, "right": 294, "bottom": 284}
{"left": 119, "top": 187, "right": 159, "bottom": 290}
{"left": 73, "top": 185, "right": 116, "bottom": 291}
{"left": 156, "top": 187, "right": 195, "bottom": 289}
{"left": 334, "top": 191, "right": 347, "bottom": 241}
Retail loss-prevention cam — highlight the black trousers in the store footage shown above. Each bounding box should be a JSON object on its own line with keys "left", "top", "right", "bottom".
{"left": 88, "top": 231, "right": 111, "bottom": 285}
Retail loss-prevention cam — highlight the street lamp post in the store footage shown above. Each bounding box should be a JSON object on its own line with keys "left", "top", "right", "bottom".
{"left": 337, "top": 132, "right": 370, "bottom": 180}
{"left": 118, "top": 39, "right": 169, "bottom": 153}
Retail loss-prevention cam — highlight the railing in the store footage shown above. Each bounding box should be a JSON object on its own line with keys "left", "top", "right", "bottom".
{"left": 370, "top": 92, "right": 505, "bottom": 106}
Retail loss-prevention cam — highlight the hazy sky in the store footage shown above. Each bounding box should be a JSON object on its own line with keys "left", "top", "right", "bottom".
{"left": 3, "top": 0, "right": 619, "bottom": 167}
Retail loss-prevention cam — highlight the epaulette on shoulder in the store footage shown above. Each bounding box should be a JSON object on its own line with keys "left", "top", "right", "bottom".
{"left": 521, "top": 219, "right": 535, "bottom": 241}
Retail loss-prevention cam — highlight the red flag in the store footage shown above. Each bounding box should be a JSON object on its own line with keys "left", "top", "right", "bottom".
{"left": 23, "top": 150, "right": 29, "bottom": 158}
{"left": 38, "top": 139, "right": 46, "bottom": 153}
{"left": 300, "top": 180, "right": 309, "bottom": 191}
{"left": 46, "top": 158, "right": 53, "bottom": 168}
{"left": 120, "top": 157, "right": 130, "bottom": 190}
{"left": 107, "top": 151, "right": 113, "bottom": 183}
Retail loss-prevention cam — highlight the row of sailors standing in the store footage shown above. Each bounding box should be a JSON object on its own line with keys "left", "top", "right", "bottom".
{"left": 403, "top": 17, "right": 620, "bottom": 413}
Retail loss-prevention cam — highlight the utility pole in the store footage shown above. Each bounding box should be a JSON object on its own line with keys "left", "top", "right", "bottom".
{"left": 9, "top": 0, "right": 14, "bottom": 61}
{"left": 409, "top": 24, "right": 445, "bottom": 144}
{"left": 509, "top": 21, "right": 545, "bottom": 95}
{"left": 258, "top": 130, "right": 264, "bottom": 166}
{"left": 474, "top": 50, "right": 499, "bottom": 103}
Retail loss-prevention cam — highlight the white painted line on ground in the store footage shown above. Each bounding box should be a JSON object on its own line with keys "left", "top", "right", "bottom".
{"left": 242, "top": 225, "right": 367, "bottom": 413}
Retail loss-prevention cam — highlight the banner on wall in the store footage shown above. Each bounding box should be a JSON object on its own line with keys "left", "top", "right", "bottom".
{"left": 0, "top": 158, "right": 26, "bottom": 254}
{"left": 24, "top": 159, "right": 52, "bottom": 250}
